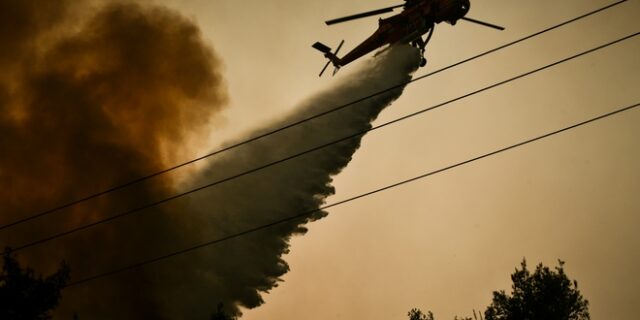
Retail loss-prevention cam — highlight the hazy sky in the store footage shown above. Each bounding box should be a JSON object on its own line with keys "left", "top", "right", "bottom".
{"left": 152, "top": 0, "right": 640, "bottom": 319}
{"left": 3, "top": 0, "right": 636, "bottom": 319}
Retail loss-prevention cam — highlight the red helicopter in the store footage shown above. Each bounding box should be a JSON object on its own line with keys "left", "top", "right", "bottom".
{"left": 313, "top": 0, "right": 504, "bottom": 76}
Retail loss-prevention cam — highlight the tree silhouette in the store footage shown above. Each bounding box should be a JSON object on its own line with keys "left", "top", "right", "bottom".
{"left": 408, "top": 259, "right": 589, "bottom": 320}
{"left": 210, "top": 303, "right": 236, "bottom": 320}
{"left": 485, "top": 259, "right": 590, "bottom": 320}
{"left": 408, "top": 308, "right": 434, "bottom": 320}
{"left": 407, "top": 308, "right": 472, "bottom": 320}
{"left": 0, "top": 248, "right": 70, "bottom": 320}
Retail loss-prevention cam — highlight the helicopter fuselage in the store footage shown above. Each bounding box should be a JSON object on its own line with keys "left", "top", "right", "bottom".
{"left": 336, "top": 0, "right": 469, "bottom": 67}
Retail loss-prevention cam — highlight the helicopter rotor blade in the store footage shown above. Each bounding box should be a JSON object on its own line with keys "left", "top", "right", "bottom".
{"left": 319, "top": 60, "right": 331, "bottom": 77}
{"left": 325, "top": 4, "right": 404, "bottom": 26}
{"left": 460, "top": 17, "right": 505, "bottom": 31}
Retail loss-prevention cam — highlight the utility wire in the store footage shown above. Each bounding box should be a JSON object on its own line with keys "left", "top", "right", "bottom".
{"left": 12, "top": 31, "right": 639, "bottom": 253}
{"left": 65, "top": 100, "right": 640, "bottom": 288}
{"left": 0, "top": 0, "right": 627, "bottom": 232}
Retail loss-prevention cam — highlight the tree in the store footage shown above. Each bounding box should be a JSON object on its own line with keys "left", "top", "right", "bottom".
{"left": 0, "top": 248, "right": 70, "bottom": 320}
{"left": 407, "top": 308, "right": 472, "bottom": 320}
{"left": 408, "top": 259, "right": 589, "bottom": 320}
{"left": 211, "top": 303, "right": 236, "bottom": 320}
{"left": 485, "top": 259, "right": 590, "bottom": 320}
{"left": 408, "top": 308, "right": 434, "bottom": 320}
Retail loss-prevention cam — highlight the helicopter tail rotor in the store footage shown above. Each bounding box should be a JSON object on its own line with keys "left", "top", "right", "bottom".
{"left": 312, "top": 40, "right": 344, "bottom": 77}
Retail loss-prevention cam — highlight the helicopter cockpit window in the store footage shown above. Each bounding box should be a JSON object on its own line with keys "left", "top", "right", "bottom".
{"left": 459, "top": 0, "right": 470, "bottom": 16}
{"left": 460, "top": 3, "right": 470, "bottom": 15}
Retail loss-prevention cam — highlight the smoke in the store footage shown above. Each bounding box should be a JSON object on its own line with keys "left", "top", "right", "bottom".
{"left": 0, "top": 0, "right": 226, "bottom": 318}
{"left": 0, "top": 0, "right": 419, "bottom": 318}
{"left": 0, "top": 1, "right": 69, "bottom": 69}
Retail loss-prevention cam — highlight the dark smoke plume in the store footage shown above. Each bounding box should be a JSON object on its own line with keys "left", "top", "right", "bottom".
{"left": 0, "top": 0, "right": 226, "bottom": 319}
{"left": 0, "top": 0, "right": 419, "bottom": 318}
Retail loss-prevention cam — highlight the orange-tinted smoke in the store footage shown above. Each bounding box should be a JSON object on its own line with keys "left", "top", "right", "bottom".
{"left": 0, "top": 1, "right": 226, "bottom": 318}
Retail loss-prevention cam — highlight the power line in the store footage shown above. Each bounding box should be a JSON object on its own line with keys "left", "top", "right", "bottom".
{"left": 65, "top": 100, "right": 640, "bottom": 288}
{"left": 12, "top": 31, "right": 639, "bottom": 253}
{"left": 0, "top": 0, "right": 627, "bottom": 232}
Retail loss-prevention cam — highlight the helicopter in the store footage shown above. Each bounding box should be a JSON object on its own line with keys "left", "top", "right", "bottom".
{"left": 312, "top": 0, "right": 504, "bottom": 76}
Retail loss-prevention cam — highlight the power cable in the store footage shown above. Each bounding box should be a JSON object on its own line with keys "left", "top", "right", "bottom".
{"left": 11, "top": 31, "right": 639, "bottom": 253}
{"left": 65, "top": 100, "right": 640, "bottom": 288}
{"left": 0, "top": 0, "right": 627, "bottom": 231}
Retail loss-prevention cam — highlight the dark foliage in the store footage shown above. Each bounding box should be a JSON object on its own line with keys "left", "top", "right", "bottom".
{"left": 485, "top": 259, "right": 590, "bottom": 320}
{"left": 211, "top": 303, "right": 236, "bottom": 320}
{"left": 0, "top": 248, "right": 70, "bottom": 320}
{"left": 409, "top": 259, "right": 589, "bottom": 320}
{"left": 408, "top": 308, "right": 434, "bottom": 320}
{"left": 408, "top": 308, "right": 472, "bottom": 320}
